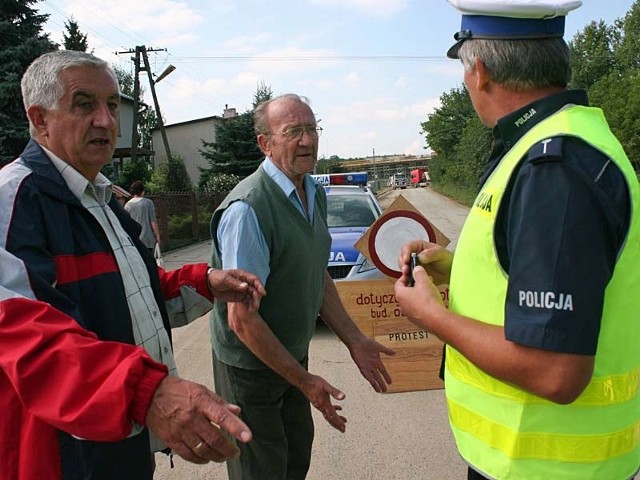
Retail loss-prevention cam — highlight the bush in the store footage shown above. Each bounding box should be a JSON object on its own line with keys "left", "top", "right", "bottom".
{"left": 147, "top": 154, "right": 193, "bottom": 193}
{"left": 165, "top": 205, "right": 216, "bottom": 251}
{"left": 118, "top": 160, "right": 151, "bottom": 189}
{"left": 431, "top": 181, "right": 478, "bottom": 207}
{"left": 200, "top": 173, "right": 240, "bottom": 193}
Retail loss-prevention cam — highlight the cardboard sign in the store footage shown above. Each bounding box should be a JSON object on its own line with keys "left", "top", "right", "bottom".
{"left": 335, "top": 279, "right": 444, "bottom": 393}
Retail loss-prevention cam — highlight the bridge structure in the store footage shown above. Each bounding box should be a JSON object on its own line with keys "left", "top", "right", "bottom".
{"left": 335, "top": 154, "right": 432, "bottom": 190}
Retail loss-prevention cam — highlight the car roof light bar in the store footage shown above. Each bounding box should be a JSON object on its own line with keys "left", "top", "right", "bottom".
{"left": 312, "top": 172, "right": 368, "bottom": 186}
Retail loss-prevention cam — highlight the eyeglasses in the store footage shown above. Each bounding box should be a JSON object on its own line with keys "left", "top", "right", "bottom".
{"left": 270, "top": 125, "right": 323, "bottom": 141}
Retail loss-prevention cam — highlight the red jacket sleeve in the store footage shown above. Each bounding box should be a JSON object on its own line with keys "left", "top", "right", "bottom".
{"left": 0, "top": 296, "right": 168, "bottom": 441}
{"left": 157, "top": 262, "right": 212, "bottom": 300}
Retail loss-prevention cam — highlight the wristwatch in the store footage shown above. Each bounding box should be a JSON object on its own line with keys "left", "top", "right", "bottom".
{"left": 206, "top": 267, "right": 215, "bottom": 294}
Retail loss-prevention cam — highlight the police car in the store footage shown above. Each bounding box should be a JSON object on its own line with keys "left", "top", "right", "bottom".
{"left": 312, "top": 172, "right": 385, "bottom": 281}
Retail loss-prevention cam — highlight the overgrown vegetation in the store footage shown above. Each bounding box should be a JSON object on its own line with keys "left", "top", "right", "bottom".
{"left": 147, "top": 154, "right": 193, "bottom": 193}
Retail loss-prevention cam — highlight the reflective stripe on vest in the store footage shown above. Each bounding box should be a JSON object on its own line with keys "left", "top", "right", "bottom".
{"left": 447, "top": 348, "right": 640, "bottom": 406}
{"left": 448, "top": 398, "right": 640, "bottom": 462}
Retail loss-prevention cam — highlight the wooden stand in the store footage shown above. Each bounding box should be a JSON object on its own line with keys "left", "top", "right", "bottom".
{"left": 335, "top": 279, "right": 444, "bottom": 393}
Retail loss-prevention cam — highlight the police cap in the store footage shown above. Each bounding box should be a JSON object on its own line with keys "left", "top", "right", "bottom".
{"left": 446, "top": 0, "right": 582, "bottom": 59}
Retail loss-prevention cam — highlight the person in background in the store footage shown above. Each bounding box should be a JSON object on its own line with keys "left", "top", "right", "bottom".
{"left": 0, "top": 49, "right": 266, "bottom": 480}
{"left": 209, "top": 93, "right": 395, "bottom": 480}
{"left": 125, "top": 180, "right": 160, "bottom": 252}
{"left": 395, "top": 1, "right": 640, "bottom": 479}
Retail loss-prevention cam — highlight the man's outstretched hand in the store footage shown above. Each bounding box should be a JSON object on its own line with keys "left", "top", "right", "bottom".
{"left": 145, "top": 376, "right": 252, "bottom": 464}
{"left": 207, "top": 268, "right": 266, "bottom": 311}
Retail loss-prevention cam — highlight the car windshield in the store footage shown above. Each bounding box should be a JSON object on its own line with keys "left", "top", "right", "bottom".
{"left": 327, "top": 194, "right": 378, "bottom": 228}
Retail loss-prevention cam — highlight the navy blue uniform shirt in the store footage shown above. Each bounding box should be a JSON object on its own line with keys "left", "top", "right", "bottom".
{"left": 481, "top": 90, "right": 630, "bottom": 355}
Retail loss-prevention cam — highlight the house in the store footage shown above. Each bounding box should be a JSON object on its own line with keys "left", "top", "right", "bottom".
{"left": 151, "top": 105, "right": 238, "bottom": 186}
{"left": 111, "top": 94, "right": 153, "bottom": 174}
{"left": 111, "top": 184, "right": 132, "bottom": 206}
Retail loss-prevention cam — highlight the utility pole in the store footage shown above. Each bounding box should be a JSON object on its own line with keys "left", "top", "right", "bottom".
{"left": 116, "top": 46, "right": 173, "bottom": 163}
{"left": 130, "top": 47, "right": 140, "bottom": 163}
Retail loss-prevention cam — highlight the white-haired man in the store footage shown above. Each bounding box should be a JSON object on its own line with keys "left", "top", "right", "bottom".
{"left": 0, "top": 50, "right": 265, "bottom": 480}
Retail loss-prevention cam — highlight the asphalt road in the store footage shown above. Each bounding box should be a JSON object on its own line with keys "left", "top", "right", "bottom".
{"left": 154, "top": 187, "right": 471, "bottom": 480}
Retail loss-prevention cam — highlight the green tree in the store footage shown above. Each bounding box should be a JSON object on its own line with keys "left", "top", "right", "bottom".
{"left": 589, "top": 69, "right": 640, "bottom": 167}
{"left": 420, "top": 86, "right": 475, "bottom": 157}
{"left": 0, "top": 0, "right": 57, "bottom": 165}
{"left": 583, "top": 1, "right": 640, "bottom": 169}
{"left": 253, "top": 81, "right": 273, "bottom": 108}
{"left": 420, "top": 85, "right": 491, "bottom": 204}
{"left": 199, "top": 112, "right": 260, "bottom": 181}
{"left": 199, "top": 83, "right": 273, "bottom": 187}
{"left": 147, "top": 154, "right": 192, "bottom": 193}
{"left": 138, "top": 106, "right": 158, "bottom": 153}
{"left": 316, "top": 155, "right": 345, "bottom": 174}
{"left": 453, "top": 115, "right": 493, "bottom": 187}
{"left": 62, "top": 17, "right": 88, "bottom": 52}
{"left": 421, "top": 0, "right": 640, "bottom": 200}
{"left": 114, "top": 65, "right": 135, "bottom": 97}
{"left": 613, "top": 1, "right": 640, "bottom": 73}
{"left": 568, "top": 20, "right": 617, "bottom": 89}
{"left": 118, "top": 160, "right": 151, "bottom": 190}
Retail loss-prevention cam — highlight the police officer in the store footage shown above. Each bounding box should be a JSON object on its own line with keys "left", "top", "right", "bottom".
{"left": 395, "top": 1, "right": 640, "bottom": 479}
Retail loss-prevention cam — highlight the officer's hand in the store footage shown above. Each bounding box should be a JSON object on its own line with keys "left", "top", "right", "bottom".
{"left": 398, "top": 241, "right": 453, "bottom": 286}
{"left": 394, "top": 265, "right": 445, "bottom": 330}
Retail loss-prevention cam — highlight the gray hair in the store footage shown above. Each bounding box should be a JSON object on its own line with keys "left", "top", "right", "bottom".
{"left": 21, "top": 50, "right": 120, "bottom": 135}
{"left": 254, "top": 93, "right": 313, "bottom": 134}
{"left": 458, "top": 37, "right": 571, "bottom": 91}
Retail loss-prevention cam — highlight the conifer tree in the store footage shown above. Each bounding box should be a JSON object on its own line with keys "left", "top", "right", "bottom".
{"left": 62, "top": 17, "right": 89, "bottom": 52}
{"left": 0, "top": 0, "right": 57, "bottom": 165}
{"left": 199, "top": 82, "right": 273, "bottom": 187}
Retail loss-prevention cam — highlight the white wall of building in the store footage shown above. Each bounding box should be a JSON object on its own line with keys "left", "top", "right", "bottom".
{"left": 116, "top": 98, "right": 134, "bottom": 150}
{"left": 152, "top": 116, "right": 222, "bottom": 186}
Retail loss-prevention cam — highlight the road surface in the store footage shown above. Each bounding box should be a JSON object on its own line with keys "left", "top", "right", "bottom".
{"left": 154, "top": 187, "right": 471, "bottom": 480}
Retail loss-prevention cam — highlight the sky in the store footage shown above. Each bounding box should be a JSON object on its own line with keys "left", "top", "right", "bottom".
{"left": 38, "top": 0, "right": 637, "bottom": 160}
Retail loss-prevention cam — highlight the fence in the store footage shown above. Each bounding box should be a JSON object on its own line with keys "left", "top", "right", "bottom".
{"left": 148, "top": 192, "right": 227, "bottom": 252}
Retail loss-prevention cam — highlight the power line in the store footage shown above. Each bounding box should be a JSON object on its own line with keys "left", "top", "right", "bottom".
{"left": 172, "top": 55, "right": 449, "bottom": 63}
{"left": 42, "top": 0, "right": 134, "bottom": 52}
{"left": 39, "top": 1, "right": 250, "bottom": 116}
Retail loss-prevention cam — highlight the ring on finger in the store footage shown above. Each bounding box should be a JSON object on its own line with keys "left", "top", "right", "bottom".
{"left": 193, "top": 440, "right": 206, "bottom": 453}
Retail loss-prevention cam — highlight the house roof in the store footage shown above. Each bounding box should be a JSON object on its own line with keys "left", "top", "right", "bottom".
{"left": 111, "top": 184, "right": 131, "bottom": 199}
{"left": 151, "top": 115, "right": 223, "bottom": 132}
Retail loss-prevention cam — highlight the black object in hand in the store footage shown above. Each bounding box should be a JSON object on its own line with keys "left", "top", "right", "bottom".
{"left": 409, "top": 253, "right": 418, "bottom": 287}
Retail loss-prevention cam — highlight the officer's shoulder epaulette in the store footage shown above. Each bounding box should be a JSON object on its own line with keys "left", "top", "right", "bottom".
{"left": 526, "top": 136, "right": 564, "bottom": 164}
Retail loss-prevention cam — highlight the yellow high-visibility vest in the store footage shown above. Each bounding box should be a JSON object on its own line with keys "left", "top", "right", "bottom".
{"left": 447, "top": 105, "right": 640, "bottom": 480}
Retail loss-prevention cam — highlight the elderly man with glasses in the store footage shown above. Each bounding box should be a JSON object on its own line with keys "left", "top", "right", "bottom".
{"left": 209, "top": 93, "right": 395, "bottom": 480}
